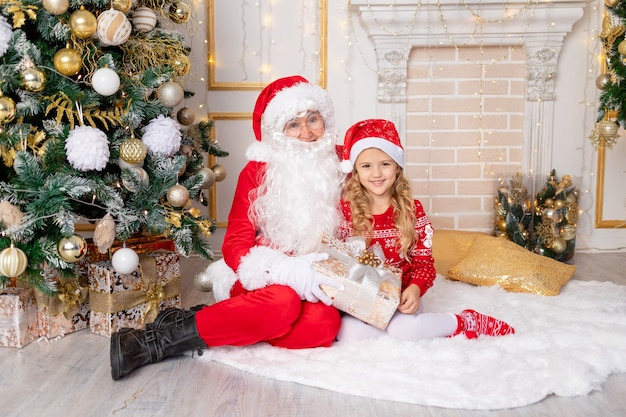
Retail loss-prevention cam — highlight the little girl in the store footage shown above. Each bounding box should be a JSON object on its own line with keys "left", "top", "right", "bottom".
{"left": 335, "top": 119, "right": 515, "bottom": 342}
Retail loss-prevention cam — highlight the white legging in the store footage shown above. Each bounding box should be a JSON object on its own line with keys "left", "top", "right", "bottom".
{"left": 336, "top": 302, "right": 459, "bottom": 342}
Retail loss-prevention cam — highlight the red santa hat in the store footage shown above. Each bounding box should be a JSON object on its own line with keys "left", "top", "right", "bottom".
{"left": 251, "top": 75, "right": 335, "bottom": 141}
{"left": 340, "top": 119, "right": 404, "bottom": 173}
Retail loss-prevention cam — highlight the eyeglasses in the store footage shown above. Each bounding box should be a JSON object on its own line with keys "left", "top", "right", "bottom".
{"left": 283, "top": 112, "right": 324, "bottom": 136}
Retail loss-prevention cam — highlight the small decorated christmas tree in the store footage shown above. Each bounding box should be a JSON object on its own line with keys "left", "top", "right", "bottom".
{"left": 0, "top": 0, "right": 227, "bottom": 294}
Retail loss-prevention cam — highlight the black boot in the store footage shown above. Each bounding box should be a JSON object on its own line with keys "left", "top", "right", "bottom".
{"left": 110, "top": 307, "right": 207, "bottom": 380}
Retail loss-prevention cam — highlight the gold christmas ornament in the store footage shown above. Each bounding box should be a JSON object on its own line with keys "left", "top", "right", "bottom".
{"left": 157, "top": 81, "right": 184, "bottom": 107}
{"left": 605, "top": 0, "right": 621, "bottom": 7}
{"left": 69, "top": 7, "right": 98, "bottom": 39}
{"left": 166, "top": 184, "right": 189, "bottom": 207}
{"left": 560, "top": 224, "right": 577, "bottom": 241}
{"left": 548, "top": 237, "right": 567, "bottom": 254}
{"left": 171, "top": 54, "right": 191, "bottom": 77}
{"left": 0, "top": 243, "right": 28, "bottom": 278}
{"left": 132, "top": 6, "right": 158, "bottom": 32}
{"left": 0, "top": 95, "right": 17, "bottom": 124}
{"left": 43, "top": 0, "right": 69, "bottom": 15}
{"left": 497, "top": 219, "right": 507, "bottom": 232}
{"left": 97, "top": 8, "right": 132, "bottom": 46}
{"left": 597, "top": 119, "right": 620, "bottom": 139}
{"left": 21, "top": 67, "right": 46, "bottom": 92}
{"left": 197, "top": 167, "right": 216, "bottom": 189}
{"left": 119, "top": 137, "right": 148, "bottom": 164}
{"left": 57, "top": 235, "right": 88, "bottom": 263}
{"left": 194, "top": 270, "right": 213, "bottom": 292}
{"left": 53, "top": 47, "right": 82, "bottom": 76}
{"left": 595, "top": 73, "right": 611, "bottom": 90}
{"left": 169, "top": 2, "right": 191, "bottom": 24}
{"left": 176, "top": 107, "right": 195, "bottom": 125}
{"left": 211, "top": 164, "right": 227, "bottom": 182}
{"left": 122, "top": 166, "right": 149, "bottom": 192}
{"left": 112, "top": 0, "right": 133, "bottom": 14}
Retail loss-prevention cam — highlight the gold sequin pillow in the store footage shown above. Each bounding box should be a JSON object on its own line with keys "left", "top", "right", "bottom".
{"left": 433, "top": 230, "right": 487, "bottom": 277}
{"left": 447, "top": 235, "right": 576, "bottom": 296}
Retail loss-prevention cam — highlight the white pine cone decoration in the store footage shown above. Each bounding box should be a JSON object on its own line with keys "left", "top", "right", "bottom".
{"left": 141, "top": 115, "right": 182, "bottom": 156}
{"left": 65, "top": 125, "right": 110, "bottom": 171}
{"left": 0, "top": 15, "right": 12, "bottom": 57}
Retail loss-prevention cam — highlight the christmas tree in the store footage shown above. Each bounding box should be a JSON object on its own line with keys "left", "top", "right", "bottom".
{"left": 592, "top": 0, "right": 626, "bottom": 149}
{"left": 0, "top": 0, "right": 227, "bottom": 293}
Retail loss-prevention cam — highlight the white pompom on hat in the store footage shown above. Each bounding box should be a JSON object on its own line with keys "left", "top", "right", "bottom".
{"left": 340, "top": 119, "right": 404, "bottom": 174}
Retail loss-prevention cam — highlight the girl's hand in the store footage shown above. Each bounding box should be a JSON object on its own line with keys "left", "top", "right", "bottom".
{"left": 398, "top": 284, "right": 421, "bottom": 314}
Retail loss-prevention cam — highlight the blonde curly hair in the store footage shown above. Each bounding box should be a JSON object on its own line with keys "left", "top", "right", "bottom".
{"left": 343, "top": 167, "right": 416, "bottom": 260}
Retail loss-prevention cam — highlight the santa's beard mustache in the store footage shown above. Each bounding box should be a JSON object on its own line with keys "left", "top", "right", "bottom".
{"left": 250, "top": 131, "right": 345, "bottom": 255}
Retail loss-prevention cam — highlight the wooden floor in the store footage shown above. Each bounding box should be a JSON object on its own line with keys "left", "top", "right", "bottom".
{"left": 1, "top": 251, "right": 625, "bottom": 417}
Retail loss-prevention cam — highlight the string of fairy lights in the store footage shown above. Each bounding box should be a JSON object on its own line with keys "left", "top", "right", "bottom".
{"left": 337, "top": 0, "right": 602, "bottom": 238}
{"left": 201, "top": 1, "right": 617, "bottom": 240}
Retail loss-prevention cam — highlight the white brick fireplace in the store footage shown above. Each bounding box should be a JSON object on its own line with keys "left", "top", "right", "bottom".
{"left": 350, "top": 0, "right": 587, "bottom": 230}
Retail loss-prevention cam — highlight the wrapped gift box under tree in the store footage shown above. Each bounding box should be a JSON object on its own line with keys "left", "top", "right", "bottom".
{"left": 0, "top": 287, "right": 38, "bottom": 348}
{"left": 313, "top": 234, "right": 401, "bottom": 330}
{"left": 33, "top": 264, "right": 90, "bottom": 339}
{"left": 88, "top": 250, "right": 181, "bottom": 337}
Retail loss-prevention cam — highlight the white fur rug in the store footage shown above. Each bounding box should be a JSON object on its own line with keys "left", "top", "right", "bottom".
{"left": 197, "top": 277, "right": 626, "bottom": 410}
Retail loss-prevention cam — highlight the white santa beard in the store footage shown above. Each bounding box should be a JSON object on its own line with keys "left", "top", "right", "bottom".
{"left": 251, "top": 132, "right": 344, "bottom": 255}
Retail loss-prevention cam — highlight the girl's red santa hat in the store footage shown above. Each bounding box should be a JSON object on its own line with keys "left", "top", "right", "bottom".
{"left": 340, "top": 119, "right": 404, "bottom": 173}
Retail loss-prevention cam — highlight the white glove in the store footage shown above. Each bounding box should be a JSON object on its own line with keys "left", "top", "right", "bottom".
{"left": 273, "top": 253, "right": 344, "bottom": 305}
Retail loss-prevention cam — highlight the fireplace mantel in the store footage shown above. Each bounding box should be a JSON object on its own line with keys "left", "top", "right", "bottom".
{"left": 350, "top": 0, "right": 587, "bottom": 175}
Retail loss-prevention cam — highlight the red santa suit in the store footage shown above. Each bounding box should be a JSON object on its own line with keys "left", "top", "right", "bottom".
{"left": 195, "top": 76, "right": 346, "bottom": 349}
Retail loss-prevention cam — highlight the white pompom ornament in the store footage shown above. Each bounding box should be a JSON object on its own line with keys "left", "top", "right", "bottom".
{"left": 65, "top": 125, "right": 110, "bottom": 171}
{"left": 132, "top": 6, "right": 158, "bottom": 32}
{"left": 92, "top": 67, "right": 120, "bottom": 96}
{"left": 111, "top": 247, "right": 139, "bottom": 274}
{"left": 0, "top": 15, "right": 12, "bottom": 58}
{"left": 141, "top": 115, "right": 182, "bottom": 156}
{"left": 97, "top": 8, "right": 132, "bottom": 46}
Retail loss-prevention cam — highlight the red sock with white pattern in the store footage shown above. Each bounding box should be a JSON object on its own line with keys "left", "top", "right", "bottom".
{"left": 451, "top": 309, "right": 515, "bottom": 339}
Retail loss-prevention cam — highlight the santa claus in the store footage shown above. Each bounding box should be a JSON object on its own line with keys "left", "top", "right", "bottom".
{"left": 110, "top": 76, "right": 345, "bottom": 380}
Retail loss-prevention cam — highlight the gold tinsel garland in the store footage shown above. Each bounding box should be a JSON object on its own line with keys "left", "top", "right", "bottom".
{"left": 119, "top": 33, "right": 189, "bottom": 75}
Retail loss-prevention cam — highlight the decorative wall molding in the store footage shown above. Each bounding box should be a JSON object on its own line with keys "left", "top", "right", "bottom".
{"left": 350, "top": 0, "right": 586, "bottom": 175}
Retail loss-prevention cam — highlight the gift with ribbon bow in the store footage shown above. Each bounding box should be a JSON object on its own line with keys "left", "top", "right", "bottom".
{"left": 313, "top": 234, "right": 401, "bottom": 330}
{"left": 88, "top": 250, "right": 181, "bottom": 337}
{"left": 34, "top": 269, "right": 91, "bottom": 339}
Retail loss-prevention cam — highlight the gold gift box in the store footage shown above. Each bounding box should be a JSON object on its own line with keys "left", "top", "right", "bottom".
{"left": 313, "top": 235, "right": 401, "bottom": 330}
{"left": 88, "top": 250, "right": 181, "bottom": 337}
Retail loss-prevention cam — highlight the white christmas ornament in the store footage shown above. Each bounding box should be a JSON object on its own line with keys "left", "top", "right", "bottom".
{"left": 111, "top": 247, "right": 139, "bottom": 274}
{"left": 97, "top": 8, "right": 132, "bottom": 46}
{"left": 132, "top": 6, "right": 158, "bottom": 32}
{"left": 0, "top": 15, "right": 12, "bottom": 58}
{"left": 141, "top": 115, "right": 182, "bottom": 156}
{"left": 92, "top": 67, "right": 120, "bottom": 96}
{"left": 65, "top": 125, "right": 110, "bottom": 171}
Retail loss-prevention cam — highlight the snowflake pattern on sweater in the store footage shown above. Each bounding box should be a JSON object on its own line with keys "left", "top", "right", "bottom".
{"left": 337, "top": 199, "right": 436, "bottom": 296}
